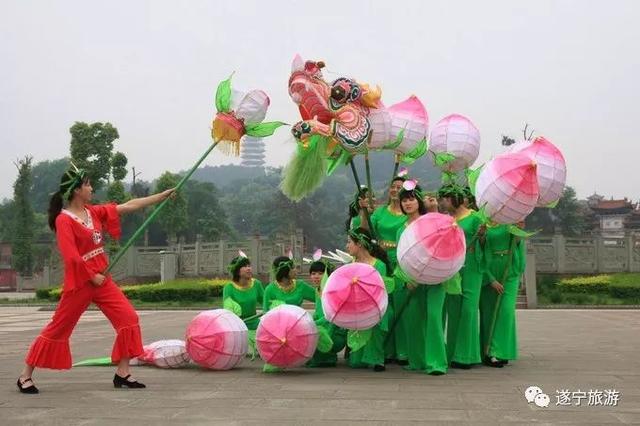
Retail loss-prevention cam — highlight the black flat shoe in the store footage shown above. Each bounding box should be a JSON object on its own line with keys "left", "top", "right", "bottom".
{"left": 428, "top": 371, "right": 446, "bottom": 376}
{"left": 450, "top": 361, "right": 472, "bottom": 370}
{"left": 17, "top": 377, "right": 39, "bottom": 394}
{"left": 373, "top": 364, "right": 386, "bottom": 372}
{"left": 396, "top": 359, "right": 409, "bottom": 366}
{"left": 113, "top": 374, "right": 146, "bottom": 389}
{"left": 482, "top": 358, "right": 504, "bottom": 368}
{"left": 498, "top": 359, "right": 509, "bottom": 365}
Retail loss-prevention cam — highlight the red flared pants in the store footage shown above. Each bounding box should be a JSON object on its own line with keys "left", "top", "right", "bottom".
{"left": 25, "top": 278, "right": 143, "bottom": 369}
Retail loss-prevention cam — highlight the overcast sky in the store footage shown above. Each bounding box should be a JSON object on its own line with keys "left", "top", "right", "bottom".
{"left": 1, "top": 0, "right": 638, "bottom": 202}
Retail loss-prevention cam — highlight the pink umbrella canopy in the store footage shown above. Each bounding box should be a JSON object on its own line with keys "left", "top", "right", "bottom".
{"left": 508, "top": 136, "right": 566, "bottom": 207}
{"left": 185, "top": 309, "right": 248, "bottom": 370}
{"left": 321, "top": 263, "right": 388, "bottom": 330}
{"left": 256, "top": 305, "right": 318, "bottom": 368}
{"left": 429, "top": 113, "right": 481, "bottom": 172}
{"left": 475, "top": 152, "right": 540, "bottom": 224}
{"left": 397, "top": 213, "right": 466, "bottom": 284}
{"left": 138, "top": 339, "right": 191, "bottom": 369}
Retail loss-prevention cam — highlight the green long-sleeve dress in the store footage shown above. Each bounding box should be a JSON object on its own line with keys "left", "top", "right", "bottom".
{"left": 479, "top": 225, "right": 526, "bottom": 361}
{"left": 222, "top": 279, "right": 264, "bottom": 330}
{"left": 445, "top": 211, "right": 485, "bottom": 365}
{"left": 370, "top": 205, "right": 408, "bottom": 361}
{"left": 262, "top": 279, "right": 317, "bottom": 312}
{"left": 348, "top": 258, "right": 391, "bottom": 369}
{"left": 395, "top": 224, "right": 448, "bottom": 374}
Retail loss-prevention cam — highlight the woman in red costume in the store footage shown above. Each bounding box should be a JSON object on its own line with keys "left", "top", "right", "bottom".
{"left": 17, "top": 165, "right": 174, "bottom": 394}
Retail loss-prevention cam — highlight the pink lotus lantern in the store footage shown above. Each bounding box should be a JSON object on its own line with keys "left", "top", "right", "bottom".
{"left": 185, "top": 309, "right": 248, "bottom": 370}
{"left": 138, "top": 339, "right": 190, "bottom": 369}
{"left": 256, "top": 305, "right": 318, "bottom": 368}
{"left": 321, "top": 263, "right": 388, "bottom": 330}
{"left": 429, "top": 114, "right": 481, "bottom": 172}
{"left": 475, "top": 152, "right": 539, "bottom": 224}
{"left": 397, "top": 213, "right": 466, "bottom": 284}
{"left": 508, "top": 136, "right": 566, "bottom": 206}
{"left": 368, "top": 96, "right": 429, "bottom": 154}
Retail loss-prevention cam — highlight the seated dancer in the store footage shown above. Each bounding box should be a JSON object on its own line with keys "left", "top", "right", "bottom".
{"left": 17, "top": 164, "right": 174, "bottom": 394}
{"left": 307, "top": 255, "right": 347, "bottom": 368}
{"left": 479, "top": 223, "right": 526, "bottom": 368}
{"left": 395, "top": 181, "right": 447, "bottom": 375}
{"left": 222, "top": 252, "right": 264, "bottom": 330}
{"left": 345, "top": 228, "right": 393, "bottom": 372}
{"left": 263, "top": 256, "right": 317, "bottom": 312}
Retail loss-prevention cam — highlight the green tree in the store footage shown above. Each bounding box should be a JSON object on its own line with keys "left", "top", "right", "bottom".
{"left": 106, "top": 181, "right": 128, "bottom": 204}
{"left": 526, "top": 186, "right": 587, "bottom": 236}
{"left": 111, "top": 151, "right": 128, "bottom": 181}
{"left": 69, "top": 122, "right": 119, "bottom": 191}
{"left": 182, "top": 180, "right": 231, "bottom": 241}
{"left": 12, "top": 156, "right": 35, "bottom": 275}
{"left": 0, "top": 200, "right": 15, "bottom": 242}
{"left": 155, "top": 172, "right": 187, "bottom": 243}
{"left": 30, "top": 158, "right": 68, "bottom": 213}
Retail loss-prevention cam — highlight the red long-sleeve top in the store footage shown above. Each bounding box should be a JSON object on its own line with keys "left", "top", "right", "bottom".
{"left": 55, "top": 203, "right": 121, "bottom": 292}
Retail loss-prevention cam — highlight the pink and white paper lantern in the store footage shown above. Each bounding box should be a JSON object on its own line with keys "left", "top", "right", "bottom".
{"left": 185, "top": 309, "right": 248, "bottom": 370}
{"left": 256, "top": 305, "right": 318, "bottom": 368}
{"left": 138, "top": 339, "right": 190, "bottom": 369}
{"left": 429, "top": 114, "right": 481, "bottom": 172}
{"left": 321, "top": 263, "right": 388, "bottom": 330}
{"left": 508, "top": 136, "right": 566, "bottom": 207}
{"left": 397, "top": 213, "right": 466, "bottom": 284}
{"left": 475, "top": 152, "right": 540, "bottom": 224}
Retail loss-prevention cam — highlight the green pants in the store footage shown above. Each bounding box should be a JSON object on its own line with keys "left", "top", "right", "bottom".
{"left": 479, "top": 273, "right": 519, "bottom": 361}
{"left": 405, "top": 284, "right": 447, "bottom": 374}
{"left": 445, "top": 267, "right": 482, "bottom": 365}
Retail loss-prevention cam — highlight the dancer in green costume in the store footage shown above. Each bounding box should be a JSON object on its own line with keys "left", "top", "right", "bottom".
{"left": 263, "top": 256, "right": 317, "bottom": 312}
{"left": 479, "top": 223, "right": 526, "bottom": 367}
{"left": 307, "top": 259, "right": 347, "bottom": 368}
{"left": 345, "top": 228, "right": 393, "bottom": 372}
{"left": 360, "top": 176, "right": 408, "bottom": 364}
{"left": 395, "top": 183, "right": 447, "bottom": 375}
{"left": 222, "top": 254, "right": 264, "bottom": 330}
{"left": 346, "top": 186, "right": 372, "bottom": 231}
{"left": 439, "top": 185, "right": 485, "bottom": 369}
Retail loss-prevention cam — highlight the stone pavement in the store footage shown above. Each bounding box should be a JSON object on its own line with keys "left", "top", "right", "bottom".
{"left": 0, "top": 307, "right": 638, "bottom": 425}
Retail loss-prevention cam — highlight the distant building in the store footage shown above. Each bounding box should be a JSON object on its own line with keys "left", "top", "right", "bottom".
{"left": 587, "top": 194, "right": 640, "bottom": 237}
{"left": 240, "top": 136, "right": 266, "bottom": 167}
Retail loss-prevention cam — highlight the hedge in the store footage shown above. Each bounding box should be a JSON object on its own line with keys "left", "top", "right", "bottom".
{"left": 609, "top": 274, "right": 640, "bottom": 299}
{"left": 37, "top": 279, "right": 228, "bottom": 302}
{"left": 557, "top": 275, "right": 611, "bottom": 294}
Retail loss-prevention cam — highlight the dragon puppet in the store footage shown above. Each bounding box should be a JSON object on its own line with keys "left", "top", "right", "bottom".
{"left": 280, "top": 55, "right": 430, "bottom": 201}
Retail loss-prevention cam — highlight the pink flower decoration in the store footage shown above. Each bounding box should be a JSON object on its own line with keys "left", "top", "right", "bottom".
{"left": 397, "top": 213, "right": 466, "bottom": 284}
{"left": 256, "top": 305, "right": 318, "bottom": 368}
{"left": 185, "top": 309, "right": 248, "bottom": 370}
{"left": 321, "top": 263, "right": 388, "bottom": 330}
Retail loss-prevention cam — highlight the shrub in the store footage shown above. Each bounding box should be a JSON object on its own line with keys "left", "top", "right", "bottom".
{"left": 557, "top": 275, "right": 611, "bottom": 294}
{"left": 609, "top": 274, "right": 640, "bottom": 299}
{"left": 39, "top": 279, "right": 227, "bottom": 302}
{"left": 548, "top": 289, "right": 564, "bottom": 304}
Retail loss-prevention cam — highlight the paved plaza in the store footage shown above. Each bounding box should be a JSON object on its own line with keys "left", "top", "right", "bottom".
{"left": 0, "top": 308, "right": 638, "bottom": 425}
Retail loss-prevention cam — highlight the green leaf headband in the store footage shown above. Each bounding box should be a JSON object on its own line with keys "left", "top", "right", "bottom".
{"left": 271, "top": 256, "right": 295, "bottom": 280}
{"left": 227, "top": 250, "right": 250, "bottom": 276}
{"left": 60, "top": 161, "right": 87, "bottom": 201}
{"left": 400, "top": 179, "right": 425, "bottom": 200}
{"left": 348, "top": 229, "right": 377, "bottom": 252}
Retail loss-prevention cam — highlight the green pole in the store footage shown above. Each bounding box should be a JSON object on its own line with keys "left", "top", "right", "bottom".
{"left": 105, "top": 141, "right": 220, "bottom": 273}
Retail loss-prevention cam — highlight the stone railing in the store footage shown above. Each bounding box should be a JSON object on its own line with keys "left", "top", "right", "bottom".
{"left": 529, "top": 233, "right": 640, "bottom": 274}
